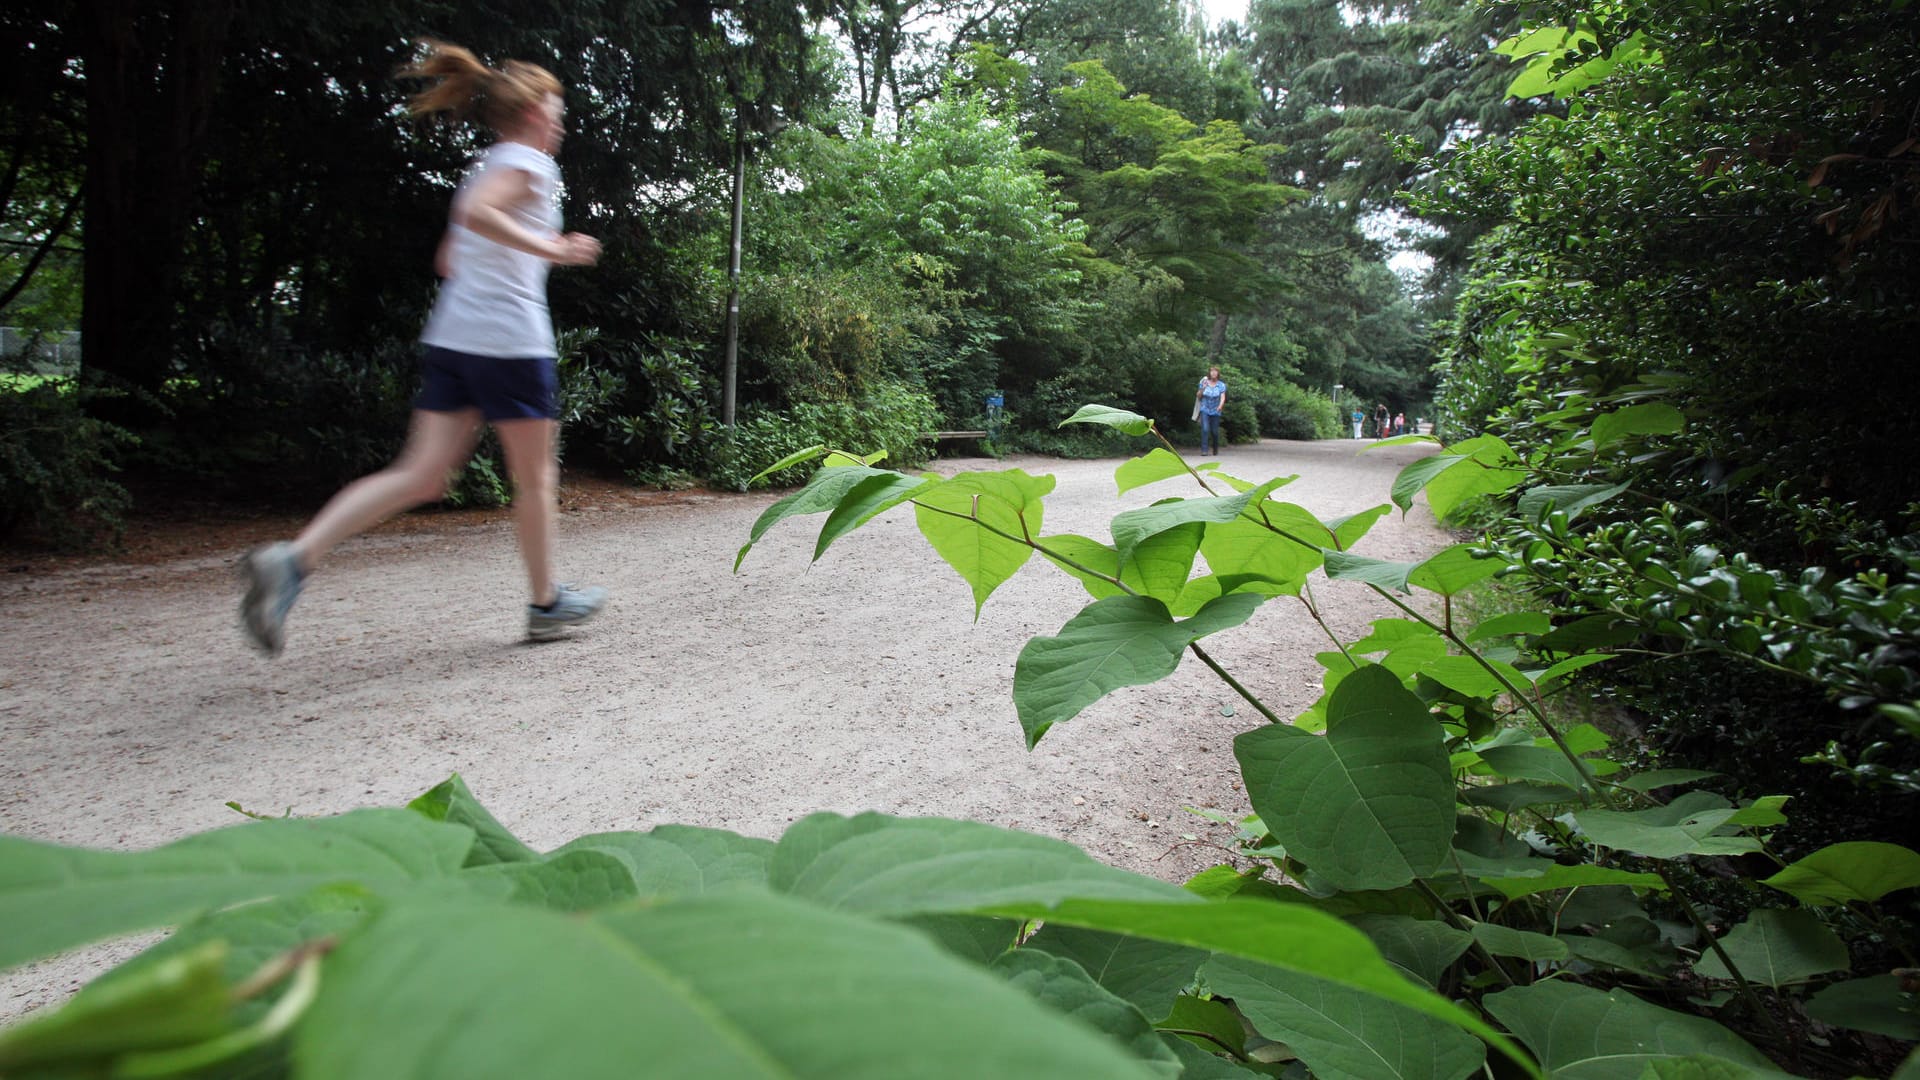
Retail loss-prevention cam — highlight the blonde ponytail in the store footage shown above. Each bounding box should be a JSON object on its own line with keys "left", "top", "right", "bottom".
{"left": 400, "top": 40, "right": 561, "bottom": 132}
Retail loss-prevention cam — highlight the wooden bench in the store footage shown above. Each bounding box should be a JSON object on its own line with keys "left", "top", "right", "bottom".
{"left": 923, "top": 430, "right": 989, "bottom": 441}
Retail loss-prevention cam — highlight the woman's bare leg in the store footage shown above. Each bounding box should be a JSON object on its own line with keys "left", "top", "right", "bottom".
{"left": 291, "top": 408, "right": 483, "bottom": 572}
{"left": 493, "top": 416, "right": 558, "bottom": 607}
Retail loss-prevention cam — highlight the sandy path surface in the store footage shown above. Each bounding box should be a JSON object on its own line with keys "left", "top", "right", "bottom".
{"left": 0, "top": 438, "right": 1445, "bottom": 1020}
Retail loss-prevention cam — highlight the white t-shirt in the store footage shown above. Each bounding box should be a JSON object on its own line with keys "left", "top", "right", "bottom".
{"left": 419, "top": 140, "right": 562, "bottom": 358}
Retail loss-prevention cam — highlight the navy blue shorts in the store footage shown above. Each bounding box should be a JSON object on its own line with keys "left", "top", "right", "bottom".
{"left": 413, "top": 346, "right": 558, "bottom": 421}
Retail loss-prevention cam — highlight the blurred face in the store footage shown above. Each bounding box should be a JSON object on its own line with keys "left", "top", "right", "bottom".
{"left": 524, "top": 92, "right": 565, "bottom": 154}
{"left": 1208, "top": 367, "right": 1220, "bottom": 380}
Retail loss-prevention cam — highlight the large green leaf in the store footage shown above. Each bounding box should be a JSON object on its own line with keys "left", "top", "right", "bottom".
{"left": 1591, "top": 403, "right": 1683, "bottom": 450}
{"left": 0, "top": 809, "right": 472, "bottom": 971}
{"left": 968, "top": 897, "right": 1535, "bottom": 1075}
{"left": 1323, "top": 544, "right": 1505, "bottom": 597}
{"left": 1517, "top": 482, "right": 1631, "bottom": 524}
{"left": 1761, "top": 841, "right": 1920, "bottom": 905}
{"left": 1483, "top": 982, "right": 1772, "bottom": 1078}
{"left": 1116, "top": 447, "right": 1215, "bottom": 495}
{"left": 814, "top": 471, "right": 941, "bottom": 559}
{"left": 1022, "top": 924, "right": 1207, "bottom": 1020}
{"left": 1126, "top": 522, "right": 1205, "bottom": 602}
{"left": 1060, "top": 404, "right": 1154, "bottom": 436}
{"left": 1234, "top": 665, "right": 1455, "bottom": 891}
{"left": 551, "top": 825, "right": 774, "bottom": 898}
{"left": 1039, "top": 533, "right": 1128, "bottom": 600}
{"left": 294, "top": 893, "right": 1167, "bottom": 1079}
{"left": 1470, "top": 922, "right": 1569, "bottom": 963}
{"left": 0, "top": 941, "right": 233, "bottom": 1073}
{"left": 767, "top": 813, "right": 1188, "bottom": 915}
{"left": 991, "top": 950, "right": 1183, "bottom": 1076}
{"left": 1346, "top": 915, "right": 1473, "bottom": 989}
{"left": 1195, "top": 515, "right": 1324, "bottom": 597}
{"left": 1804, "top": 974, "right": 1920, "bottom": 1039}
{"left": 1572, "top": 792, "right": 1762, "bottom": 859}
{"left": 1691, "top": 909, "right": 1850, "bottom": 987}
{"left": 913, "top": 469, "right": 1056, "bottom": 616}
{"left": 1109, "top": 478, "right": 1290, "bottom": 571}
{"left": 1475, "top": 863, "right": 1664, "bottom": 901}
{"left": 408, "top": 773, "right": 538, "bottom": 866}
{"left": 1391, "top": 437, "right": 1524, "bottom": 520}
{"left": 1014, "top": 593, "right": 1264, "bottom": 746}
{"left": 1204, "top": 955, "right": 1486, "bottom": 1080}
{"left": 734, "top": 464, "right": 901, "bottom": 571}
{"left": 465, "top": 849, "right": 640, "bottom": 912}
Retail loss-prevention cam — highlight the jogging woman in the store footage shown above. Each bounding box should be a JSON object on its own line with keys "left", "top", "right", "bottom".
{"left": 241, "top": 40, "right": 606, "bottom": 654}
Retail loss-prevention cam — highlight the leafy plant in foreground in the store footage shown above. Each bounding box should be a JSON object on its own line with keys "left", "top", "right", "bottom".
{"left": 5, "top": 405, "right": 1918, "bottom": 1077}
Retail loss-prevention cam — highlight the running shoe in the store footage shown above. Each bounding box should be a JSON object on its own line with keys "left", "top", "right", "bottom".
{"left": 240, "top": 542, "right": 304, "bottom": 655}
{"left": 528, "top": 583, "right": 608, "bottom": 641}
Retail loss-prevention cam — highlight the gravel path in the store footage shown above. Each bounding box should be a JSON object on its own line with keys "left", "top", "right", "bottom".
{"left": 0, "top": 437, "right": 1446, "bottom": 1021}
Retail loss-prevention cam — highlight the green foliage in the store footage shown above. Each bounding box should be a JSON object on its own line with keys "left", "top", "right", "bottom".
{"left": 707, "top": 381, "right": 939, "bottom": 492}
{"left": 0, "top": 377, "right": 133, "bottom": 549}
{"left": 730, "top": 407, "right": 1920, "bottom": 1077}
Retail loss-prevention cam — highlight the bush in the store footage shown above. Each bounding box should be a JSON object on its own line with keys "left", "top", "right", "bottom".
{"left": 706, "top": 380, "right": 939, "bottom": 491}
{"left": 1245, "top": 379, "right": 1340, "bottom": 440}
{"left": 0, "top": 379, "right": 134, "bottom": 549}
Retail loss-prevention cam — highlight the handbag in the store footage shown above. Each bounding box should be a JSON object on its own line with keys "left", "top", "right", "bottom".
{"left": 1191, "top": 402, "right": 1201, "bottom": 421}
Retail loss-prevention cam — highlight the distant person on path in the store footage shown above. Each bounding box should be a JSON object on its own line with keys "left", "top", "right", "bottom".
{"left": 1196, "top": 366, "right": 1228, "bottom": 455}
{"left": 1375, "top": 403, "right": 1390, "bottom": 439}
{"left": 240, "top": 40, "right": 607, "bottom": 655}
{"left": 1351, "top": 409, "right": 1364, "bottom": 439}
{"left": 1394, "top": 412, "right": 1406, "bottom": 436}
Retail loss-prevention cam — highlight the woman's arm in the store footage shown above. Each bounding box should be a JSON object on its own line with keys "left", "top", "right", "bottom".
{"left": 454, "top": 166, "right": 600, "bottom": 266}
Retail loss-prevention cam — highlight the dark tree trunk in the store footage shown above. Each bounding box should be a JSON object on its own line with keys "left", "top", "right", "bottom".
{"left": 1205, "top": 311, "right": 1228, "bottom": 362}
{"left": 78, "top": 0, "right": 236, "bottom": 403}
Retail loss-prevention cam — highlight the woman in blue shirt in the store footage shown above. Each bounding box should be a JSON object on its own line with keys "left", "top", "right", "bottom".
{"left": 1196, "top": 366, "right": 1228, "bottom": 455}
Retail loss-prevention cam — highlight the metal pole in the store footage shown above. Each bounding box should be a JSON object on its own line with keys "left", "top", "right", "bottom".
{"left": 722, "top": 113, "right": 745, "bottom": 428}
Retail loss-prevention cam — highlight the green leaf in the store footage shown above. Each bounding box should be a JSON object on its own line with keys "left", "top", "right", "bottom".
{"left": 1204, "top": 955, "right": 1486, "bottom": 1080}
{"left": 1060, "top": 404, "right": 1154, "bottom": 436}
{"left": 1467, "top": 612, "right": 1552, "bottom": 641}
{"left": 1761, "top": 841, "right": 1920, "bottom": 905}
{"left": 466, "top": 849, "right": 639, "bottom": 912}
{"left": 1405, "top": 544, "right": 1506, "bottom": 595}
{"left": 1346, "top": 915, "right": 1473, "bottom": 989}
{"left": 1162, "top": 1034, "right": 1265, "bottom": 1078}
{"left": 1235, "top": 665, "right": 1455, "bottom": 891}
{"left": 408, "top": 773, "right": 538, "bottom": 866}
{"left": 1572, "top": 792, "right": 1761, "bottom": 860}
{"left": 734, "top": 464, "right": 900, "bottom": 571}
{"left": 1477, "top": 863, "right": 1665, "bottom": 901}
{"left": 1039, "top": 533, "right": 1128, "bottom": 600}
{"left": 1723, "top": 796, "right": 1790, "bottom": 829}
{"left": 991, "top": 950, "right": 1183, "bottom": 1075}
{"left": 1364, "top": 434, "right": 1442, "bottom": 451}
{"left": 1159, "top": 994, "right": 1248, "bottom": 1057}
{"left": 1116, "top": 447, "right": 1202, "bottom": 495}
{"left": 1022, "top": 924, "right": 1207, "bottom": 1020}
{"left": 551, "top": 825, "right": 774, "bottom": 898}
{"left": 1327, "top": 504, "right": 1393, "bottom": 550}
{"left": 1635, "top": 1055, "right": 1802, "bottom": 1079}
{"left": 767, "top": 813, "right": 1187, "bottom": 916}
{"left": 913, "top": 469, "right": 1055, "bottom": 617}
{"left": 1391, "top": 437, "right": 1523, "bottom": 519}
{"left": 745, "top": 442, "right": 827, "bottom": 484}
{"left": 1322, "top": 549, "right": 1417, "bottom": 592}
{"left": 1517, "top": 482, "right": 1631, "bottom": 524}
{"left": 1195, "top": 515, "right": 1323, "bottom": 598}
{"left": 1471, "top": 922, "right": 1570, "bottom": 962}
{"left": 814, "top": 471, "right": 940, "bottom": 560}
{"left": 1484, "top": 982, "right": 1773, "bottom": 1078}
{"left": 1804, "top": 974, "right": 1920, "bottom": 1039}
{"left": 1460, "top": 782, "right": 1583, "bottom": 815}
{"left": 1592, "top": 403, "right": 1683, "bottom": 449}
{"left": 971, "top": 898, "right": 1536, "bottom": 1075}
{"left": 0, "top": 809, "right": 472, "bottom": 971}
{"left": 1127, "top": 522, "right": 1205, "bottom": 602}
{"left": 1619, "top": 770, "right": 1723, "bottom": 793}
{"left": 1477, "top": 745, "right": 1590, "bottom": 790}
{"left": 295, "top": 893, "right": 1168, "bottom": 1079}
{"left": 1014, "top": 594, "right": 1263, "bottom": 746}
{"left": 0, "top": 940, "right": 232, "bottom": 1072}
{"left": 1692, "top": 909, "right": 1850, "bottom": 987}
{"left": 1534, "top": 615, "right": 1640, "bottom": 654}
{"left": 1110, "top": 477, "right": 1290, "bottom": 571}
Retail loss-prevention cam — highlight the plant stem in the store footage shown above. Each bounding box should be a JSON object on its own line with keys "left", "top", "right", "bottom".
{"left": 1189, "top": 642, "right": 1285, "bottom": 725}
{"left": 1152, "top": 425, "right": 1221, "bottom": 496}
{"left": 1413, "top": 880, "right": 1517, "bottom": 988}
{"left": 1298, "top": 584, "right": 1358, "bottom": 669}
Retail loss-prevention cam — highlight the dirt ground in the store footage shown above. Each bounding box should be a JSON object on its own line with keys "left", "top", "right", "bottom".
{"left": 0, "top": 437, "right": 1446, "bottom": 1022}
